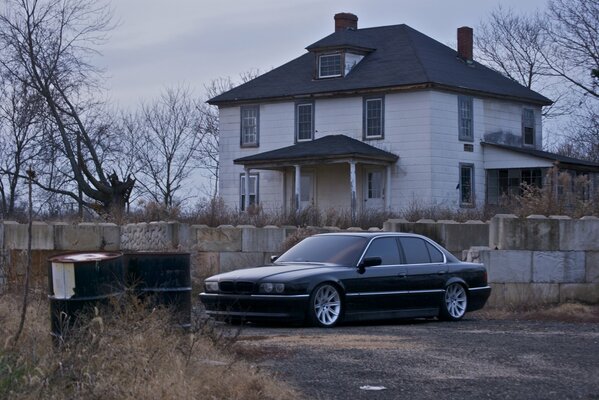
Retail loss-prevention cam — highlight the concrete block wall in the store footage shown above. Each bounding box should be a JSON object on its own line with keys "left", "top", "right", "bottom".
{"left": 0, "top": 221, "right": 340, "bottom": 291}
{"left": 383, "top": 218, "right": 489, "bottom": 256}
{"left": 466, "top": 214, "right": 599, "bottom": 306}
{"left": 2, "top": 217, "right": 597, "bottom": 307}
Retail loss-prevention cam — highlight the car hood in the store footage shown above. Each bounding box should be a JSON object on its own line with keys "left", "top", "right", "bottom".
{"left": 207, "top": 263, "right": 349, "bottom": 282}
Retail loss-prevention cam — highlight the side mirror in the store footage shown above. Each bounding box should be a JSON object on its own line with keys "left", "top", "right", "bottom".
{"left": 358, "top": 256, "right": 382, "bottom": 273}
{"left": 270, "top": 255, "right": 279, "bottom": 263}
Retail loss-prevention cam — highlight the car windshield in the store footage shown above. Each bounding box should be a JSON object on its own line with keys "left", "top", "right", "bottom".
{"left": 276, "top": 235, "right": 369, "bottom": 266}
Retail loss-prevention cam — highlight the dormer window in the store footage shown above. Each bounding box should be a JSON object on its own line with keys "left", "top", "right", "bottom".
{"left": 317, "top": 51, "right": 365, "bottom": 79}
{"left": 319, "top": 53, "right": 342, "bottom": 78}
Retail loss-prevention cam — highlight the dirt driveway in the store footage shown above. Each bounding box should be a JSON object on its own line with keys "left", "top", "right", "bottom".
{"left": 226, "top": 315, "right": 599, "bottom": 400}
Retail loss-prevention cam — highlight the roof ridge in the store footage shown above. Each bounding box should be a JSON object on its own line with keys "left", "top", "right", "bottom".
{"left": 403, "top": 26, "right": 432, "bottom": 82}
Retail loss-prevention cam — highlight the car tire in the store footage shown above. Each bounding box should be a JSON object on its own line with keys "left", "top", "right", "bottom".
{"left": 308, "top": 283, "right": 343, "bottom": 328}
{"left": 439, "top": 283, "right": 467, "bottom": 321}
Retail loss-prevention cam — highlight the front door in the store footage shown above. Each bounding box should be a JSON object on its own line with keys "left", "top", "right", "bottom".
{"left": 300, "top": 172, "right": 315, "bottom": 209}
{"left": 363, "top": 168, "right": 384, "bottom": 210}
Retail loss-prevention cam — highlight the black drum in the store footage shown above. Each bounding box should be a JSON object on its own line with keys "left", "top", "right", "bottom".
{"left": 48, "top": 252, "right": 124, "bottom": 341}
{"left": 124, "top": 252, "right": 191, "bottom": 328}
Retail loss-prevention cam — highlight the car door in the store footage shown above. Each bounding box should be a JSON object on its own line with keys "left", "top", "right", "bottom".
{"left": 342, "top": 237, "right": 409, "bottom": 317}
{"left": 398, "top": 236, "right": 447, "bottom": 309}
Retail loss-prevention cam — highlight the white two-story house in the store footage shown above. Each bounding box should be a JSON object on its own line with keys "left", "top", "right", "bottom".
{"left": 210, "top": 13, "right": 599, "bottom": 215}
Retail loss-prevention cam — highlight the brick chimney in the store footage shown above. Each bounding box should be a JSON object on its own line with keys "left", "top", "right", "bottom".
{"left": 334, "top": 13, "right": 358, "bottom": 32}
{"left": 457, "top": 26, "right": 473, "bottom": 61}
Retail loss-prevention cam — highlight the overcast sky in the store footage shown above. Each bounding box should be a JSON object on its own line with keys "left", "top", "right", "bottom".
{"left": 101, "top": 0, "right": 549, "bottom": 108}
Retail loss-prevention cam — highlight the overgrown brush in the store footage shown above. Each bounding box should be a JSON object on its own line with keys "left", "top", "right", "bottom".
{"left": 0, "top": 291, "right": 299, "bottom": 400}
{"left": 507, "top": 169, "right": 599, "bottom": 218}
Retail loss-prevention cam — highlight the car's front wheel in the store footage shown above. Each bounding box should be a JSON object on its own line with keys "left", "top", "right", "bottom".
{"left": 440, "top": 283, "right": 467, "bottom": 321}
{"left": 308, "top": 283, "right": 343, "bottom": 327}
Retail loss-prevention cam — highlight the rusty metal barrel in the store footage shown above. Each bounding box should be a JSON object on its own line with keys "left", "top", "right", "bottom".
{"left": 48, "top": 252, "right": 125, "bottom": 341}
{"left": 124, "top": 252, "right": 191, "bottom": 328}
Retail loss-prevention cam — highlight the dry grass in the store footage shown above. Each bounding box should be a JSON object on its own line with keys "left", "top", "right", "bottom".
{"left": 474, "top": 303, "right": 599, "bottom": 323}
{"left": 0, "top": 290, "right": 300, "bottom": 400}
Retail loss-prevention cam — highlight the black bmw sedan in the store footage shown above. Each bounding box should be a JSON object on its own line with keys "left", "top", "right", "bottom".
{"left": 199, "top": 232, "right": 491, "bottom": 327}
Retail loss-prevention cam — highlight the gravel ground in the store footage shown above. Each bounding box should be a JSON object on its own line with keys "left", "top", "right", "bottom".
{"left": 221, "top": 315, "right": 599, "bottom": 400}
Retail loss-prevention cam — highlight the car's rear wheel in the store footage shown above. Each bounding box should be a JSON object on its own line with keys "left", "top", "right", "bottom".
{"left": 440, "top": 283, "right": 467, "bottom": 321}
{"left": 309, "top": 283, "right": 342, "bottom": 327}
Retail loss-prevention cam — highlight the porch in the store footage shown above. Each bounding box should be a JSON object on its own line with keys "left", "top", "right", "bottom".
{"left": 234, "top": 135, "right": 398, "bottom": 218}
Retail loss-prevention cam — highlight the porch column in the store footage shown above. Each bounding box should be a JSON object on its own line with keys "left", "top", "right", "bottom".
{"left": 244, "top": 167, "right": 251, "bottom": 211}
{"left": 349, "top": 161, "right": 357, "bottom": 223}
{"left": 385, "top": 165, "right": 392, "bottom": 210}
{"left": 294, "top": 165, "right": 301, "bottom": 211}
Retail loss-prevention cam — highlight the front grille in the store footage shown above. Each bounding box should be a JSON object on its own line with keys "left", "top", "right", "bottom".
{"left": 236, "top": 281, "right": 254, "bottom": 294}
{"left": 218, "top": 281, "right": 254, "bottom": 294}
{"left": 219, "top": 281, "right": 234, "bottom": 293}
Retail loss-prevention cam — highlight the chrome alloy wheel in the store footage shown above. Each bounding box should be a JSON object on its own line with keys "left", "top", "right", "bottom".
{"left": 313, "top": 284, "right": 341, "bottom": 326}
{"left": 444, "top": 284, "right": 467, "bottom": 319}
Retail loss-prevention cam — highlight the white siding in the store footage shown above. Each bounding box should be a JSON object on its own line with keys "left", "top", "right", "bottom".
{"left": 483, "top": 99, "right": 543, "bottom": 149}
{"left": 218, "top": 88, "right": 546, "bottom": 213}
{"left": 315, "top": 97, "right": 362, "bottom": 139}
{"left": 483, "top": 146, "right": 554, "bottom": 169}
{"left": 218, "top": 102, "right": 294, "bottom": 211}
{"left": 384, "top": 91, "right": 433, "bottom": 209}
{"left": 429, "top": 91, "right": 485, "bottom": 208}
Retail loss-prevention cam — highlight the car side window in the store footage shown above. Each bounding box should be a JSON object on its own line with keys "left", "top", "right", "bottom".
{"left": 364, "top": 237, "right": 401, "bottom": 265}
{"left": 426, "top": 242, "right": 444, "bottom": 263}
{"left": 399, "top": 237, "right": 431, "bottom": 264}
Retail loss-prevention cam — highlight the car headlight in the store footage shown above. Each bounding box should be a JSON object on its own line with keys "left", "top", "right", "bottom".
{"left": 259, "top": 282, "right": 285, "bottom": 294}
{"left": 205, "top": 281, "right": 219, "bottom": 293}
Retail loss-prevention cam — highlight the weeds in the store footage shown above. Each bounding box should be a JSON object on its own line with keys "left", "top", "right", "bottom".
{"left": 0, "top": 291, "right": 299, "bottom": 400}
{"left": 507, "top": 168, "right": 599, "bottom": 218}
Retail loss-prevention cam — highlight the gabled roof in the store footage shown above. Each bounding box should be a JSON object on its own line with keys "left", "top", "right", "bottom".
{"left": 210, "top": 24, "right": 552, "bottom": 106}
{"left": 481, "top": 142, "right": 599, "bottom": 172}
{"left": 234, "top": 135, "right": 398, "bottom": 168}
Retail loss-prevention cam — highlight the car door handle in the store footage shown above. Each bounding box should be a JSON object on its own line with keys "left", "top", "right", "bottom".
{"left": 437, "top": 270, "right": 447, "bottom": 275}
{"left": 398, "top": 273, "right": 407, "bottom": 278}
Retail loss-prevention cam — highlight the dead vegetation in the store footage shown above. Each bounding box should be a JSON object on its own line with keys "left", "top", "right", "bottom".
{"left": 0, "top": 290, "right": 300, "bottom": 400}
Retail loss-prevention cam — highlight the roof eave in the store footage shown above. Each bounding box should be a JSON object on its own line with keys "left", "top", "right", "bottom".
{"left": 234, "top": 153, "right": 398, "bottom": 168}
{"left": 208, "top": 82, "right": 553, "bottom": 107}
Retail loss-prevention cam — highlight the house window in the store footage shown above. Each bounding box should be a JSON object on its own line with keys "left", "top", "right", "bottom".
{"left": 240, "top": 106, "right": 259, "bottom": 147}
{"left": 367, "top": 170, "right": 383, "bottom": 199}
{"left": 460, "top": 163, "right": 474, "bottom": 207}
{"left": 240, "top": 173, "right": 258, "bottom": 211}
{"left": 318, "top": 53, "right": 342, "bottom": 78}
{"left": 486, "top": 168, "right": 544, "bottom": 205}
{"left": 295, "top": 103, "right": 314, "bottom": 142}
{"left": 458, "top": 96, "right": 473, "bottom": 142}
{"left": 364, "top": 97, "right": 384, "bottom": 139}
{"left": 522, "top": 108, "right": 535, "bottom": 146}
{"left": 521, "top": 168, "right": 542, "bottom": 188}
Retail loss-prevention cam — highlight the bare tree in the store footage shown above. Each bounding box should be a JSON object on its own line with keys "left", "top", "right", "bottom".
{"left": 475, "top": 6, "right": 572, "bottom": 118}
{"left": 555, "top": 104, "right": 599, "bottom": 162}
{"left": 476, "top": 1, "right": 598, "bottom": 159}
{"left": 0, "top": 79, "right": 43, "bottom": 217}
{"left": 542, "top": 0, "right": 599, "bottom": 99}
{"left": 0, "top": 0, "right": 134, "bottom": 216}
{"left": 136, "top": 87, "right": 202, "bottom": 207}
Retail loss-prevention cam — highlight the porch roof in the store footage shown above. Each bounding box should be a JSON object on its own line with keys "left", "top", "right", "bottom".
{"left": 234, "top": 135, "right": 399, "bottom": 169}
{"left": 482, "top": 142, "right": 599, "bottom": 172}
